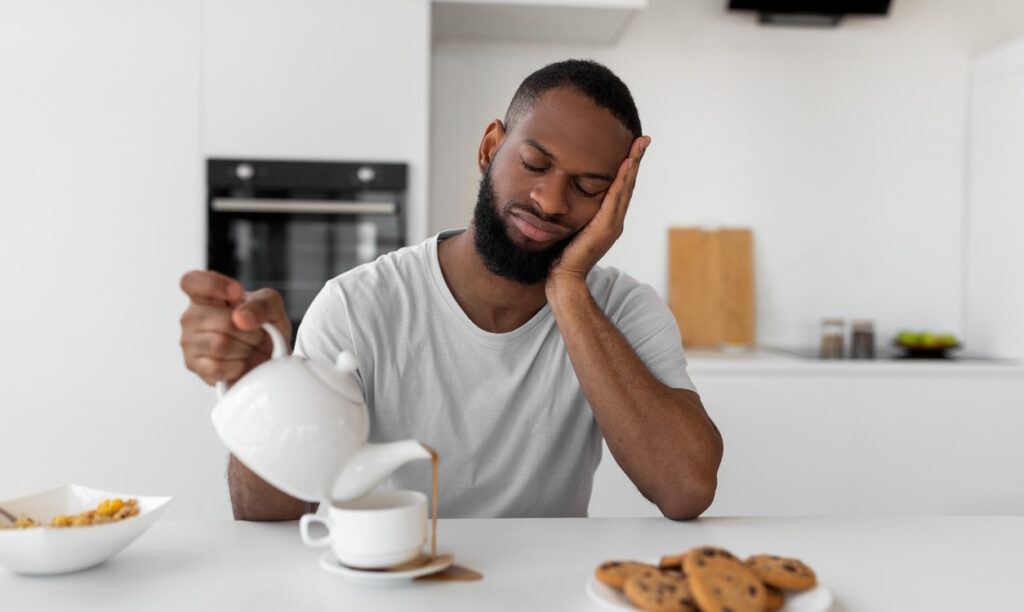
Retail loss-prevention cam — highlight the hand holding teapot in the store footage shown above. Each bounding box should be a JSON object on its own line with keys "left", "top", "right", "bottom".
{"left": 179, "top": 270, "right": 291, "bottom": 386}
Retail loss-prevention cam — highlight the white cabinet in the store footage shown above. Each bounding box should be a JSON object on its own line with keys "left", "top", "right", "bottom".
{"left": 432, "top": 0, "right": 647, "bottom": 45}
{"left": 966, "top": 36, "right": 1024, "bottom": 361}
{"left": 589, "top": 352, "right": 1024, "bottom": 517}
{"left": 203, "top": 0, "right": 431, "bottom": 241}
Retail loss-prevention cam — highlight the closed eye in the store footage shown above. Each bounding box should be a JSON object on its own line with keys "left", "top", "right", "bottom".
{"left": 573, "top": 181, "right": 604, "bottom": 198}
{"left": 521, "top": 158, "right": 605, "bottom": 198}
{"left": 520, "top": 159, "right": 545, "bottom": 173}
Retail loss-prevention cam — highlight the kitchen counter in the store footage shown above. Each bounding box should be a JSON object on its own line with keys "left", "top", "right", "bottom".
{"left": 589, "top": 346, "right": 1024, "bottom": 519}
{"left": 684, "top": 347, "right": 1024, "bottom": 377}
{"left": 2, "top": 516, "right": 1021, "bottom": 611}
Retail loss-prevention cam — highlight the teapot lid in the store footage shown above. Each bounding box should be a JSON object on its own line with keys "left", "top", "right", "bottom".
{"left": 302, "top": 353, "right": 364, "bottom": 406}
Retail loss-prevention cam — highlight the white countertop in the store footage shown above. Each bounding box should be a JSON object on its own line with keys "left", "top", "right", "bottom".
{"left": 2, "top": 516, "right": 1021, "bottom": 611}
{"left": 685, "top": 347, "right": 1024, "bottom": 377}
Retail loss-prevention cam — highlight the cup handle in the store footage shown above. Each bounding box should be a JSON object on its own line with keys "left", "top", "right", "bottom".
{"left": 215, "top": 322, "right": 289, "bottom": 399}
{"left": 299, "top": 514, "right": 333, "bottom": 548}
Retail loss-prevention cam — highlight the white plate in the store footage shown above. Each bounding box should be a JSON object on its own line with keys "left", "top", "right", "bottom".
{"left": 317, "top": 550, "right": 454, "bottom": 584}
{"left": 0, "top": 484, "right": 172, "bottom": 576}
{"left": 585, "top": 567, "right": 833, "bottom": 611}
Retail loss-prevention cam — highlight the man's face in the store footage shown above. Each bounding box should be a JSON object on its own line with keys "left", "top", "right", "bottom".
{"left": 472, "top": 87, "right": 634, "bottom": 284}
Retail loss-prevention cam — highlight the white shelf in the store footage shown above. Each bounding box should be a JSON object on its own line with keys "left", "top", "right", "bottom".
{"left": 432, "top": 0, "right": 647, "bottom": 45}
{"left": 684, "top": 347, "right": 1024, "bottom": 378}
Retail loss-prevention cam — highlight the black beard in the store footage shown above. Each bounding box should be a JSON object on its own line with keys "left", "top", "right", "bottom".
{"left": 471, "top": 167, "right": 574, "bottom": 285}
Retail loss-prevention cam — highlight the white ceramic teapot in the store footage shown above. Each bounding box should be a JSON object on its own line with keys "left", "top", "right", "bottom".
{"left": 210, "top": 323, "right": 431, "bottom": 502}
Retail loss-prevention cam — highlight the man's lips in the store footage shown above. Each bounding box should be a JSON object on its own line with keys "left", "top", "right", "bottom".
{"left": 509, "top": 210, "right": 569, "bottom": 243}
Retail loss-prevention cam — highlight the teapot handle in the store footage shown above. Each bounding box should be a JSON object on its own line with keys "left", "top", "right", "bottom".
{"left": 215, "top": 322, "right": 289, "bottom": 399}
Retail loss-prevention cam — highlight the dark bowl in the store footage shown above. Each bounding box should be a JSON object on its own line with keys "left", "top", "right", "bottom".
{"left": 892, "top": 341, "right": 961, "bottom": 359}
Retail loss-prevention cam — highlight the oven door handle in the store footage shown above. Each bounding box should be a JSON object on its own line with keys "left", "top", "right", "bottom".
{"left": 211, "top": 198, "right": 396, "bottom": 215}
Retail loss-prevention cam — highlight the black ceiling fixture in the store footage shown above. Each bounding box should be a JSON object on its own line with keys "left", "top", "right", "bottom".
{"left": 728, "top": 0, "right": 892, "bottom": 27}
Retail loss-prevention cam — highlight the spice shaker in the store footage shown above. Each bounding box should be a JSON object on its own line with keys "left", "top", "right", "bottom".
{"left": 851, "top": 320, "right": 875, "bottom": 359}
{"left": 820, "top": 318, "right": 845, "bottom": 359}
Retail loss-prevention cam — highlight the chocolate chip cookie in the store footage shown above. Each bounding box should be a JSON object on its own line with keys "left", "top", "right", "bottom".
{"left": 623, "top": 567, "right": 700, "bottom": 611}
{"left": 658, "top": 552, "right": 688, "bottom": 571}
{"left": 764, "top": 584, "right": 785, "bottom": 611}
{"left": 594, "top": 560, "right": 658, "bottom": 590}
{"left": 744, "top": 554, "right": 817, "bottom": 591}
{"left": 683, "top": 547, "right": 767, "bottom": 612}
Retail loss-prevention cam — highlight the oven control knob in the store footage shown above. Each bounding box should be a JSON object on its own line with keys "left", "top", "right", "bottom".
{"left": 356, "top": 166, "right": 376, "bottom": 184}
{"left": 235, "top": 163, "right": 255, "bottom": 181}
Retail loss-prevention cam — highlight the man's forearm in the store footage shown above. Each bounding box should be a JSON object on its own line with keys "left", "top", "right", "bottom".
{"left": 547, "top": 279, "right": 723, "bottom": 519}
{"left": 227, "top": 455, "right": 314, "bottom": 521}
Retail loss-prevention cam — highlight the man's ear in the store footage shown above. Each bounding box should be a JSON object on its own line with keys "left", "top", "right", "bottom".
{"left": 478, "top": 119, "right": 506, "bottom": 174}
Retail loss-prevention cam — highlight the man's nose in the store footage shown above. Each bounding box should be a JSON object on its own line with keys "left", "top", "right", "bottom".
{"left": 529, "top": 174, "right": 569, "bottom": 217}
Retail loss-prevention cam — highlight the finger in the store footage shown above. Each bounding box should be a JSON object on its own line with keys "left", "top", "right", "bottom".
{"left": 605, "top": 157, "right": 637, "bottom": 211}
{"left": 180, "top": 270, "right": 245, "bottom": 307}
{"left": 605, "top": 156, "right": 644, "bottom": 227}
{"left": 620, "top": 137, "right": 649, "bottom": 202}
{"left": 252, "top": 329, "right": 280, "bottom": 359}
{"left": 182, "top": 331, "right": 263, "bottom": 361}
{"left": 181, "top": 304, "right": 269, "bottom": 350}
{"left": 615, "top": 138, "right": 647, "bottom": 189}
{"left": 624, "top": 157, "right": 642, "bottom": 200}
{"left": 631, "top": 135, "right": 651, "bottom": 161}
{"left": 232, "top": 288, "right": 288, "bottom": 332}
{"left": 597, "top": 137, "right": 649, "bottom": 223}
{"left": 190, "top": 356, "right": 249, "bottom": 385}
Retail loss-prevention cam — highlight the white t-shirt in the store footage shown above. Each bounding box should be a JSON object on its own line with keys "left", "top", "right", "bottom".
{"left": 294, "top": 230, "right": 696, "bottom": 518}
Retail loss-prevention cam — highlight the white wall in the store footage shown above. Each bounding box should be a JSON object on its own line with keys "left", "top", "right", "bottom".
{"left": 430, "top": 0, "right": 974, "bottom": 348}
{"left": 0, "top": 1, "right": 209, "bottom": 517}
{"left": 0, "top": 0, "right": 430, "bottom": 520}
{"left": 965, "top": 36, "right": 1024, "bottom": 360}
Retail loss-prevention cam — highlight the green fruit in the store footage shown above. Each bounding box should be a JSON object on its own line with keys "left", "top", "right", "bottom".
{"left": 898, "top": 331, "right": 919, "bottom": 346}
{"left": 937, "top": 333, "right": 958, "bottom": 347}
{"left": 920, "top": 332, "right": 939, "bottom": 348}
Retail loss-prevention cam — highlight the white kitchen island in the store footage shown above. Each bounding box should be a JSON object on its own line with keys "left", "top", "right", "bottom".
{"left": 589, "top": 349, "right": 1024, "bottom": 518}
{"left": 2, "top": 516, "right": 1021, "bottom": 611}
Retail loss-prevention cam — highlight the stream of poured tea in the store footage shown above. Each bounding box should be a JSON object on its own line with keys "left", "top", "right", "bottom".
{"left": 424, "top": 443, "right": 438, "bottom": 560}
{"left": 417, "top": 444, "right": 482, "bottom": 582}
{"left": 390, "top": 443, "right": 482, "bottom": 582}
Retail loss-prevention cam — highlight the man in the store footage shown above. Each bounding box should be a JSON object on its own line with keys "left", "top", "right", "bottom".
{"left": 179, "top": 60, "right": 723, "bottom": 521}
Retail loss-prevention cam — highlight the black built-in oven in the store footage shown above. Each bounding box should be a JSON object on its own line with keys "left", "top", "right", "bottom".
{"left": 207, "top": 159, "right": 407, "bottom": 343}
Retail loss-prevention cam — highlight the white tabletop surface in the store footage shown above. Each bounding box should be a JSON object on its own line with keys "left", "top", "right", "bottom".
{"left": 2, "top": 516, "right": 1021, "bottom": 611}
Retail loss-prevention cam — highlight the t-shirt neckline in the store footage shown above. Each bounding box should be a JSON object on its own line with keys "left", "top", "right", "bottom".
{"left": 427, "top": 229, "right": 553, "bottom": 346}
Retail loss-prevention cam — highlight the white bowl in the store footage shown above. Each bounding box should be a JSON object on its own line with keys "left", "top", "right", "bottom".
{"left": 0, "top": 484, "right": 172, "bottom": 575}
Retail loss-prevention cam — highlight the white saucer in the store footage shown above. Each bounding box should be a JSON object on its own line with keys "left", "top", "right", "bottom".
{"left": 317, "top": 551, "right": 454, "bottom": 584}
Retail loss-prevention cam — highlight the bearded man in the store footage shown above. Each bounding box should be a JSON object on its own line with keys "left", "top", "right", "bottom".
{"left": 179, "top": 59, "right": 723, "bottom": 521}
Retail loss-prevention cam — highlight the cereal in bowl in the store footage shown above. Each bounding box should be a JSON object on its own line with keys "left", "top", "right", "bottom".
{"left": 1, "top": 498, "right": 139, "bottom": 530}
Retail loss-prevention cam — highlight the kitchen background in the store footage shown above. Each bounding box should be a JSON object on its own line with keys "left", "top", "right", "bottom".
{"left": 1, "top": 0, "right": 1022, "bottom": 520}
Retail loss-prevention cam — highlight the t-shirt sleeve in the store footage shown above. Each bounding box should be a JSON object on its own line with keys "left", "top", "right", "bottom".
{"left": 294, "top": 280, "right": 370, "bottom": 401}
{"left": 293, "top": 280, "right": 356, "bottom": 363}
{"left": 607, "top": 283, "right": 698, "bottom": 394}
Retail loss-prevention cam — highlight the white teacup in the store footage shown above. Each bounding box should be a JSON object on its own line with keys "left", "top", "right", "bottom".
{"left": 299, "top": 490, "right": 427, "bottom": 569}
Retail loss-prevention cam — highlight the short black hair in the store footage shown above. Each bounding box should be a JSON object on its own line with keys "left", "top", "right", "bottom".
{"left": 504, "top": 59, "right": 642, "bottom": 139}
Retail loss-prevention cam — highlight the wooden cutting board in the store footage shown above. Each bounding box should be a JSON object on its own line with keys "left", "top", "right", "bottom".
{"left": 668, "top": 228, "right": 755, "bottom": 348}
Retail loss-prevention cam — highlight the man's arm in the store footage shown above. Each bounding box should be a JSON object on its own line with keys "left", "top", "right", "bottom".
{"left": 227, "top": 455, "right": 314, "bottom": 521}
{"left": 544, "top": 135, "right": 722, "bottom": 519}
{"left": 179, "top": 270, "right": 316, "bottom": 520}
{"left": 547, "top": 280, "right": 722, "bottom": 519}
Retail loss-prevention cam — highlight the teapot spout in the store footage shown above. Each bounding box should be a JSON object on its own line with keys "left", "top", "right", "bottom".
{"left": 331, "top": 440, "right": 432, "bottom": 502}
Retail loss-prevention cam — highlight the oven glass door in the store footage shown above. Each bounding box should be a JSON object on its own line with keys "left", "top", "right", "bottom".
{"left": 212, "top": 212, "right": 402, "bottom": 334}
